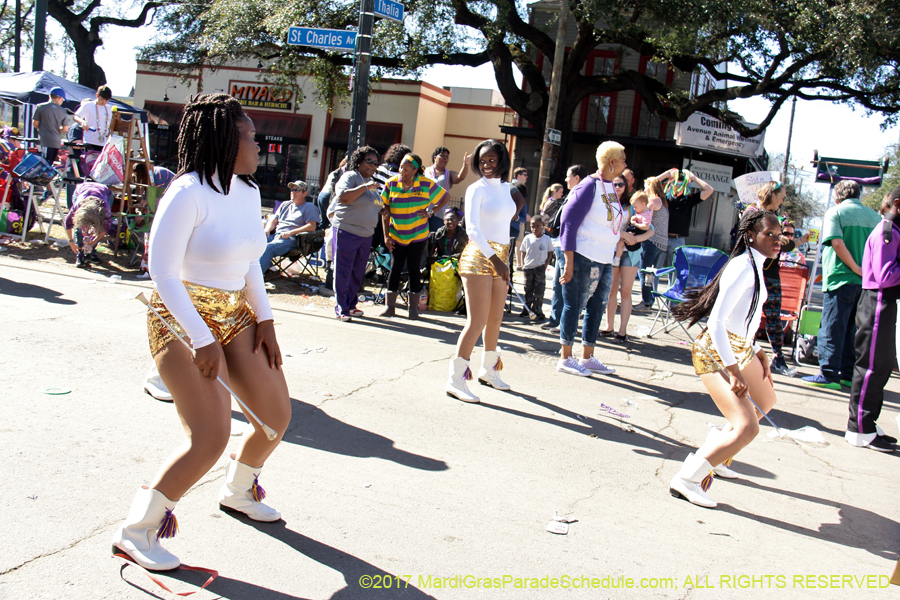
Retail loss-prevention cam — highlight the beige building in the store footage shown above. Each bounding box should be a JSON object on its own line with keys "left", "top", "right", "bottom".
{"left": 134, "top": 60, "right": 509, "bottom": 204}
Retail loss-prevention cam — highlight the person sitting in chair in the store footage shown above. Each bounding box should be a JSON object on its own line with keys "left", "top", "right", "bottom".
{"left": 259, "top": 180, "right": 321, "bottom": 274}
{"left": 427, "top": 209, "right": 468, "bottom": 267}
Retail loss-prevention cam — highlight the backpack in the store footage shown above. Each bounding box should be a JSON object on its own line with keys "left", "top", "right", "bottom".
{"left": 545, "top": 178, "right": 602, "bottom": 238}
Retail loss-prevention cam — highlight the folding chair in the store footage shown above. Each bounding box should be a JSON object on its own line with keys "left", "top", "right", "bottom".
{"left": 125, "top": 185, "right": 161, "bottom": 266}
{"left": 758, "top": 264, "right": 809, "bottom": 348}
{"left": 793, "top": 305, "right": 822, "bottom": 365}
{"left": 644, "top": 245, "right": 729, "bottom": 339}
{"left": 273, "top": 230, "right": 325, "bottom": 279}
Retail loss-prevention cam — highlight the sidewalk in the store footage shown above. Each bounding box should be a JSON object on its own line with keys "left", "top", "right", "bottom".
{"left": 0, "top": 255, "right": 897, "bottom": 599}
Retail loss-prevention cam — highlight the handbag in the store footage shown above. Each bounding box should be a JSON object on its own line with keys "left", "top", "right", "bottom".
{"left": 89, "top": 134, "right": 125, "bottom": 186}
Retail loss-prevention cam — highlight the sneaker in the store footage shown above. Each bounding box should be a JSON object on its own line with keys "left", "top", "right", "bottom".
{"left": 86, "top": 250, "right": 102, "bottom": 264}
{"left": 550, "top": 326, "right": 560, "bottom": 334}
{"left": 769, "top": 355, "right": 790, "bottom": 375}
{"left": 801, "top": 374, "right": 841, "bottom": 390}
{"left": 557, "top": 357, "right": 592, "bottom": 377}
{"left": 519, "top": 309, "right": 530, "bottom": 318}
{"left": 75, "top": 250, "right": 87, "bottom": 268}
{"left": 840, "top": 379, "right": 852, "bottom": 388}
{"left": 612, "top": 255, "right": 621, "bottom": 267}
{"left": 540, "top": 321, "right": 557, "bottom": 330}
{"left": 865, "top": 435, "right": 895, "bottom": 453}
{"left": 264, "top": 282, "right": 276, "bottom": 290}
{"left": 579, "top": 356, "right": 616, "bottom": 375}
{"left": 317, "top": 285, "right": 335, "bottom": 297}
{"left": 532, "top": 314, "right": 546, "bottom": 323}
{"left": 348, "top": 309, "right": 364, "bottom": 317}
{"left": 337, "top": 314, "right": 352, "bottom": 322}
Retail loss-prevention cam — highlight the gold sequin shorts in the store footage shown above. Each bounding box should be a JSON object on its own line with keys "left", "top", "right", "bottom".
{"left": 692, "top": 330, "right": 756, "bottom": 376}
{"left": 458, "top": 241, "right": 510, "bottom": 278}
{"left": 147, "top": 281, "right": 257, "bottom": 357}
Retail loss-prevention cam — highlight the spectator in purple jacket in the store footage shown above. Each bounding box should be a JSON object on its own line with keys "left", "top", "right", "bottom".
{"left": 845, "top": 185, "right": 900, "bottom": 453}
{"left": 65, "top": 182, "right": 112, "bottom": 268}
{"left": 555, "top": 141, "right": 627, "bottom": 377}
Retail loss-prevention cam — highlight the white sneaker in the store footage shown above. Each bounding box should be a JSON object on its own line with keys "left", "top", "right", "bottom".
{"left": 557, "top": 357, "right": 592, "bottom": 377}
{"left": 579, "top": 356, "right": 615, "bottom": 375}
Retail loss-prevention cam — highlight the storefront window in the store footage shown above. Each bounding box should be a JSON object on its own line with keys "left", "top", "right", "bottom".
{"left": 254, "top": 139, "right": 308, "bottom": 202}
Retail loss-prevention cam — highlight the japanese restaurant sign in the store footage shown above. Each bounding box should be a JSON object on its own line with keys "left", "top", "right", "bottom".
{"left": 229, "top": 81, "right": 293, "bottom": 110}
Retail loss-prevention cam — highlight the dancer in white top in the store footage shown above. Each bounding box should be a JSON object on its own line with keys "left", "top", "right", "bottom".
{"left": 446, "top": 139, "right": 525, "bottom": 402}
{"left": 112, "top": 94, "right": 291, "bottom": 570}
{"left": 670, "top": 209, "right": 783, "bottom": 508}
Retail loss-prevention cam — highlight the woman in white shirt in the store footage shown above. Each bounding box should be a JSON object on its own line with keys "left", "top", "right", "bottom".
{"left": 112, "top": 94, "right": 291, "bottom": 570}
{"left": 555, "top": 141, "right": 626, "bottom": 377}
{"left": 446, "top": 139, "right": 525, "bottom": 402}
{"left": 670, "top": 209, "right": 783, "bottom": 508}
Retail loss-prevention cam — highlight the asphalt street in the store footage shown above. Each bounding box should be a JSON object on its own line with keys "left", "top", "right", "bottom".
{"left": 0, "top": 255, "right": 898, "bottom": 599}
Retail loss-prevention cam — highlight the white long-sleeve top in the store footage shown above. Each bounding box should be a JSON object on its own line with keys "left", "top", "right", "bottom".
{"left": 464, "top": 177, "right": 517, "bottom": 258}
{"left": 148, "top": 172, "right": 274, "bottom": 349}
{"left": 707, "top": 247, "right": 767, "bottom": 367}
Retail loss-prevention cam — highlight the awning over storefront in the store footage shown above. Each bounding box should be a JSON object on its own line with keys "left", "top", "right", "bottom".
{"left": 144, "top": 101, "right": 184, "bottom": 127}
{"left": 244, "top": 110, "right": 311, "bottom": 143}
{"left": 324, "top": 119, "right": 402, "bottom": 153}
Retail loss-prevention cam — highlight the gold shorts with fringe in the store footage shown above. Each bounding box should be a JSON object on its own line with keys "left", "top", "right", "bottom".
{"left": 691, "top": 330, "right": 756, "bottom": 376}
{"left": 147, "top": 281, "right": 256, "bottom": 357}
{"left": 458, "top": 241, "right": 510, "bottom": 278}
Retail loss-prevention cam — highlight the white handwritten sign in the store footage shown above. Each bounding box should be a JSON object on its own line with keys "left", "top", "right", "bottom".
{"left": 733, "top": 171, "right": 781, "bottom": 207}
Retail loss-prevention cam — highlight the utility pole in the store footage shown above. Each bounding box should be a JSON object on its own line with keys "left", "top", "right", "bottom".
{"left": 32, "top": 0, "right": 47, "bottom": 71}
{"left": 347, "top": 0, "right": 374, "bottom": 157}
{"left": 536, "top": 0, "right": 568, "bottom": 195}
{"left": 12, "top": 0, "right": 21, "bottom": 128}
{"left": 782, "top": 96, "right": 797, "bottom": 184}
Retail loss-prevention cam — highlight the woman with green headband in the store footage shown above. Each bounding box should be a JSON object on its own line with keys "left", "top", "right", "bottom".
{"left": 379, "top": 152, "right": 449, "bottom": 318}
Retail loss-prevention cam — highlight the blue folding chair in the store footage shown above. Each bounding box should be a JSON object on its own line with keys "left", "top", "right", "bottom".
{"left": 643, "top": 245, "right": 729, "bottom": 338}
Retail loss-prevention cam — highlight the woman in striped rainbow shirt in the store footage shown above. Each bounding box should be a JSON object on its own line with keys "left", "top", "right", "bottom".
{"left": 380, "top": 152, "right": 449, "bottom": 319}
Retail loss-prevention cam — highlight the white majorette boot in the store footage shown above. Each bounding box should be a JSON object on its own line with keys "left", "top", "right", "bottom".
{"left": 111, "top": 486, "right": 181, "bottom": 571}
{"left": 446, "top": 356, "right": 479, "bottom": 403}
{"left": 478, "top": 350, "right": 510, "bottom": 391}
{"left": 218, "top": 455, "right": 281, "bottom": 522}
{"left": 669, "top": 453, "right": 717, "bottom": 508}
{"left": 700, "top": 427, "right": 739, "bottom": 479}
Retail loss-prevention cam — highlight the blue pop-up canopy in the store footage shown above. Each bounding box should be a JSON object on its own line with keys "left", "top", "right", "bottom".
{"left": 0, "top": 71, "right": 146, "bottom": 122}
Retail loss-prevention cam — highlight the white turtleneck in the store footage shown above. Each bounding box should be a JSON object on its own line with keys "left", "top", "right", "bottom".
{"left": 463, "top": 177, "right": 517, "bottom": 258}
{"left": 149, "top": 172, "right": 273, "bottom": 349}
{"left": 707, "top": 247, "right": 768, "bottom": 367}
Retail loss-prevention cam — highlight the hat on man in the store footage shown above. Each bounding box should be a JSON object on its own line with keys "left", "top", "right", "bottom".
{"left": 287, "top": 180, "right": 308, "bottom": 191}
{"left": 49, "top": 86, "right": 66, "bottom": 101}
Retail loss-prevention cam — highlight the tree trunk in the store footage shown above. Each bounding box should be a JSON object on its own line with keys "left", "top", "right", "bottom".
{"left": 47, "top": 0, "right": 106, "bottom": 87}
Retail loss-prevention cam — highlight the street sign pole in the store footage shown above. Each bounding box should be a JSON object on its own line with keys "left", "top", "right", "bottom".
{"left": 348, "top": 0, "right": 375, "bottom": 157}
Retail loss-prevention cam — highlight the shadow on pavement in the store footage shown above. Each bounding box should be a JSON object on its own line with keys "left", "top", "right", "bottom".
{"left": 280, "top": 400, "right": 448, "bottom": 472}
{"left": 719, "top": 478, "right": 900, "bottom": 559}
{"left": 0, "top": 276, "right": 76, "bottom": 304}
{"left": 242, "top": 519, "right": 438, "bottom": 599}
{"left": 120, "top": 562, "right": 310, "bottom": 600}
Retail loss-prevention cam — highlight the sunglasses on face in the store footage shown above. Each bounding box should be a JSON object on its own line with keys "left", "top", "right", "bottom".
{"left": 783, "top": 231, "right": 795, "bottom": 238}
{"left": 613, "top": 182, "right": 626, "bottom": 188}
{"left": 364, "top": 158, "right": 378, "bottom": 166}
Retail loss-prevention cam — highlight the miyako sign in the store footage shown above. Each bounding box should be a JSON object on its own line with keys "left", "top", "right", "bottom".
{"left": 682, "top": 159, "right": 733, "bottom": 194}
{"left": 675, "top": 113, "right": 765, "bottom": 158}
{"left": 230, "top": 81, "right": 293, "bottom": 110}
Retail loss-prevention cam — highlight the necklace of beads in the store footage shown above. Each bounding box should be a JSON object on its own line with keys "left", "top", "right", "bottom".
{"left": 599, "top": 179, "right": 624, "bottom": 235}
{"left": 95, "top": 102, "right": 110, "bottom": 141}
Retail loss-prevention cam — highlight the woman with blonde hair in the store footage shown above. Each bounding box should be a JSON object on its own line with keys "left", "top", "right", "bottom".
{"left": 65, "top": 183, "right": 113, "bottom": 268}
{"left": 555, "top": 141, "right": 626, "bottom": 376}
{"left": 539, "top": 183, "right": 564, "bottom": 213}
{"left": 637, "top": 176, "right": 669, "bottom": 309}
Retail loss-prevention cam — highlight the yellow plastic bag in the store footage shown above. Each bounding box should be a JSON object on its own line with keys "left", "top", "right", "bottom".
{"left": 428, "top": 258, "right": 462, "bottom": 311}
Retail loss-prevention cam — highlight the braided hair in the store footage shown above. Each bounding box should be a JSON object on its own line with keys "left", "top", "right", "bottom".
{"left": 672, "top": 210, "right": 777, "bottom": 329}
{"left": 176, "top": 93, "right": 255, "bottom": 195}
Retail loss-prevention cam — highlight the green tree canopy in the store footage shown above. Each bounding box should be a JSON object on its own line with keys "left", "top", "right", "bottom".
{"left": 861, "top": 144, "right": 900, "bottom": 211}
{"left": 141, "top": 0, "right": 900, "bottom": 180}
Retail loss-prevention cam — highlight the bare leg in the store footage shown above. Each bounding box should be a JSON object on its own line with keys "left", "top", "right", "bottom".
{"left": 481, "top": 277, "right": 509, "bottom": 352}
{"left": 457, "top": 274, "right": 493, "bottom": 359}
{"left": 221, "top": 323, "right": 292, "bottom": 468}
{"left": 617, "top": 266, "right": 639, "bottom": 336}
{"left": 698, "top": 356, "right": 778, "bottom": 466}
{"left": 150, "top": 341, "right": 232, "bottom": 501}
{"left": 605, "top": 267, "right": 621, "bottom": 332}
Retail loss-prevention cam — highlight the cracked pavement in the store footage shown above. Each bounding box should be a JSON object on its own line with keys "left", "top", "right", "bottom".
{"left": 0, "top": 255, "right": 898, "bottom": 599}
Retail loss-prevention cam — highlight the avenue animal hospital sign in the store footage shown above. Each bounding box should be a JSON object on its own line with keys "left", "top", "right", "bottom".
{"left": 230, "top": 81, "right": 293, "bottom": 110}
{"left": 675, "top": 113, "right": 766, "bottom": 158}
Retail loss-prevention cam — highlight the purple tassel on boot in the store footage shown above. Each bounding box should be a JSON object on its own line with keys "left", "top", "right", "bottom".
{"left": 463, "top": 366, "right": 473, "bottom": 381}
{"left": 700, "top": 472, "right": 714, "bottom": 493}
{"left": 494, "top": 357, "right": 503, "bottom": 371}
{"left": 251, "top": 474, "right": 267, "bottom": 502}
{"left": 156, "top": 508, "right": 178, "bottom": 540}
